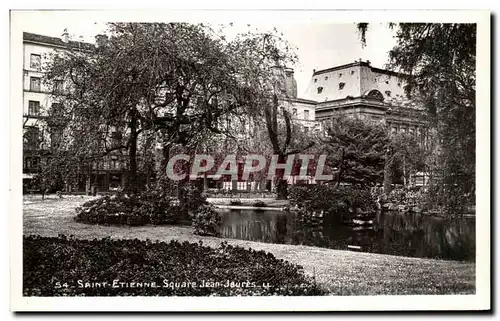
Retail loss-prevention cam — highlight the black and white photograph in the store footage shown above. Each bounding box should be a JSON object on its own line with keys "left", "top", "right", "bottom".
{"left": 9, "top": 9, "right": 490, "bottom": 312}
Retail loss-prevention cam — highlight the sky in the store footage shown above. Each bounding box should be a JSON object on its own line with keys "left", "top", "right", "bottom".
{"left": 14, "top": 11, "right": 398, "bottom": 97}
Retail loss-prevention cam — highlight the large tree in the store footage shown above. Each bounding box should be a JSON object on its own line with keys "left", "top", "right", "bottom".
{"left": 358, "top": 23, "right": 476, "bottom": 214}
{"left": 45, "top": 23, "right": 272, "bottom": 194}
{"left": 227, "top": 29, "right": 314, "bottom": 199}
{"left": 321, "top": 115, "right": 389, "bottom": 187}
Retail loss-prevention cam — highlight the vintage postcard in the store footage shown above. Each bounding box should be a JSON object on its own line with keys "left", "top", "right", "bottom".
{"left": 10, "top": 9, "right": 490, "bottom": 311}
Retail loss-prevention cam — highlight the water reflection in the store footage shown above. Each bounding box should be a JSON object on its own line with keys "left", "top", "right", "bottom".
{"left": 218, "top": 209, "right": 475, "bottom": 261}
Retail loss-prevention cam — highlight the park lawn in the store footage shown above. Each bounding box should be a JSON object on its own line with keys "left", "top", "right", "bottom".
{"left": 22, "top": 195, "right": 475, "bottom": 295}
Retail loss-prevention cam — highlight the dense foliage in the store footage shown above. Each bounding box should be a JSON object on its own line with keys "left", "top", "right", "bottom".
{"left": 75, "top": 189, "right": 184, "bottom": 226}
{"left": 358, "top": 23, "right": 476, "bottom": 216}
{"left": 23, "top": 235, "right": 324, "bottom": 296}
{"left": 289, "top": 184, "right": 377, "bottom": 222}
{"left": 253, "top": 200, "right": 268, "bottom": 208}
{"left": 320, "top": 115, "right": 389, "bottom": 187}
{"left": 192, "top": 204, "right": 222, "bottom": 236}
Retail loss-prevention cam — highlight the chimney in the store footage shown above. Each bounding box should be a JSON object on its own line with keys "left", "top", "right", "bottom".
{"left": 61, "top": 29, "right": 69, "bottom": 43}
{"left": 367, "top": 60, "right": 371, "bottom": 65}
{"left": 95, "top": 34, "right": 108, "bottom": 48}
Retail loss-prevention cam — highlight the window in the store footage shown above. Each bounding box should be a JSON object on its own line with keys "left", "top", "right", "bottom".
{"left": 385, "top": 90, "right": 391, "bottom": 97}
{"left": 304, "top": 127, "right": 309, "bottom": 133}
{"left": 24, "top": 157, "right": 31, "bottom": 169}
{"left": 317, "top": 87, "right": 323, "bottom": 94}
{"left": 339, "top": 82, "right": 345, "bottom": 90}
{"left": 339, "top": 73, "right": 343, "bottom": 78}
{"left": 30, "top": 77, "right": 41, "bottom": 92}
{"left": 30, "top": 54, "right": 41, "bottom": 70}
{"left": 385, "top": 81, "right": 389, "bottom": 84}
{"left": 292, "top": 108, "right": 297, "bottom": 116}
{"left": 304, "top": 110, "right": 310, "bottom": 120}
{"left": 325, "top": 76, "right": 328, "bottom": 80}
{"left": 350, "top": 70, "right": 355, "bottom": 75}
{"left": 28, "top": 101, "right": 40, "bottom": 115}
{"left": 25, "top": 156, "right": 40, "bottom": 169}
{"left": 314, "top": 78, "right": 317, "bottom": 83}
{"left": 54, "top": 80, "right": 63, "bottom": 93}
{"left": 24, "top": 126, "right": 40, "bottom": 149}
{"left": 237, "top": 181, "right": 247, "bottom": 190}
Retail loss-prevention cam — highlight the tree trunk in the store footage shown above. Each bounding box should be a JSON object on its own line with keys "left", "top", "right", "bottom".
{"left": 383, "top": 150, "right": 393, "bottom": 195}
{"left": 125, "top": 108, "right": 139, "bottom": 194}
{"left": 275, "top": 153, "right": 288, "bottom": 200}
{"left": 276, "top": 179, "right": 288, "bottom": 200}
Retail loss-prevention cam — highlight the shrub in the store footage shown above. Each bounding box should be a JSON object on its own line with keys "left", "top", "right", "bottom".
{"left": 253, "top": 200, "right": 267, "bottom": 208}
{"left": 23, "top": 235, "right": 325, "bottom": 296}
{"left": 75, "top": 189, "right": 182, "bottom": 226}
{"left": 288, "top": 184, "right": 377, "bottom": 222}
{"left": 229, "top": 199, "right": 243, "bottom": 206}
{"left": 178, "top": 184, "right": 208, "bottom": 213}
{"left": 192, "top": 204, "right": 222, "bottom": 236}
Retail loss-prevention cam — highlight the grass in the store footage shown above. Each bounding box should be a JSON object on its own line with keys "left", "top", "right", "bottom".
{"left": 22, "top": 195, "right": 476, "bottom": 295}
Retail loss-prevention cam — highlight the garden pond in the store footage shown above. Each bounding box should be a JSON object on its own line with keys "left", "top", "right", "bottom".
{"left": 218, "top": 209, "right": 476, "bottom": 261}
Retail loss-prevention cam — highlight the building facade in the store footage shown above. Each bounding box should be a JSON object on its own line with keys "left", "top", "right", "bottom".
{"left": 22, "top": 32, "right": 127, "bottom": 193}
{"left": 302, "top": 60, "right": 428, "bottom": 138}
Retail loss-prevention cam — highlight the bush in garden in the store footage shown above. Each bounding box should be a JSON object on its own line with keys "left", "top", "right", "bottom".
{"left": 288, "top": 184, "right": 377, "bottom": 222}
{"left": 75, "top": 188, "right": 182, "bottom": 226}
{"left": 229, "top": 199, "right": 243, "bottom": 206}
{"left": 178, "top": 183, "right": 208, "bottom": 217}
{"left": 252, "top": 200, "right": 267, "bottom": 208}
{"left": 192, "top": 204, "right": 222, "bottom": 236}
{"left": 23, "top": 235, "right": 326, "bottom": 296}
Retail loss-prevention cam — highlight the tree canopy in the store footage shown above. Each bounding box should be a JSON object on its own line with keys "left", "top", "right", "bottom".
{"left": 321, "top": 115, "right": 389, "bottom": 187}
{"left": 43, "top": 22, "right": 303, "bottom": 194}
{"left": 358, "top": 23, "right": 476, "bottom": 214}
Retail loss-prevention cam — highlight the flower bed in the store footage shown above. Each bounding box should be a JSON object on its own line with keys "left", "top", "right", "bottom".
{"left": 23, "top": 235, "right": 325, "bottom": 296}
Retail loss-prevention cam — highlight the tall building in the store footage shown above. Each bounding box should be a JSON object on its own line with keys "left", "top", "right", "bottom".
{"left": 301, "top": 60, "right": 428, "bottom": 137}
{"left": 22, "top": 32, "right": 127, "bottom": 193}
{"left": 279, "top": 68, "right": 320, "bottom": 133}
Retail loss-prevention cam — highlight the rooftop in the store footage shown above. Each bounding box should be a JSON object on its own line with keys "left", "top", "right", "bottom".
{"left": 23, "top": 32, "right": 95, "bottom": 51}
{"left": 312, "top": 61, "right": 406, "bottom": 78}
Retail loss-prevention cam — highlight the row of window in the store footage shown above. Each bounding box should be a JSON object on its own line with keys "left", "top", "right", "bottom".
{"left": 313, "top": 70, "right": 356, "bottom": 83}
{"left": 291, "top": 108, "right": 310, "bottom": 120}
{"left": 27, "top": 101, "right": 64, "bottom": 116}
{"left": 24, "top": 156, "right": 40, "bottom": 169}
{"left": 27, "top": 77, "right": 63, "bottom": 93}
{"left": 317, "top": 82, "right": 346, "bottom": 94}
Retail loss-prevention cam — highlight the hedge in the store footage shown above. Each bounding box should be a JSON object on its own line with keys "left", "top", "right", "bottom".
{"left": 23, "top": 235, "right": 325, "bottom": 296}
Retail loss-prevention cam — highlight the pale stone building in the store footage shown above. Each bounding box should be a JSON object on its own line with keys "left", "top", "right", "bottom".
{"left": 22, "top": 32, "right": 127, "bottom": 193}
{"left": 302, "top": 60, "right": 428, "bottom": 138}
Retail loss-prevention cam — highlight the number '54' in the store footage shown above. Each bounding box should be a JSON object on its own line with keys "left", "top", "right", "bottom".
{"left": 55, "top": 282, "right": 69, "bottom": 288}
